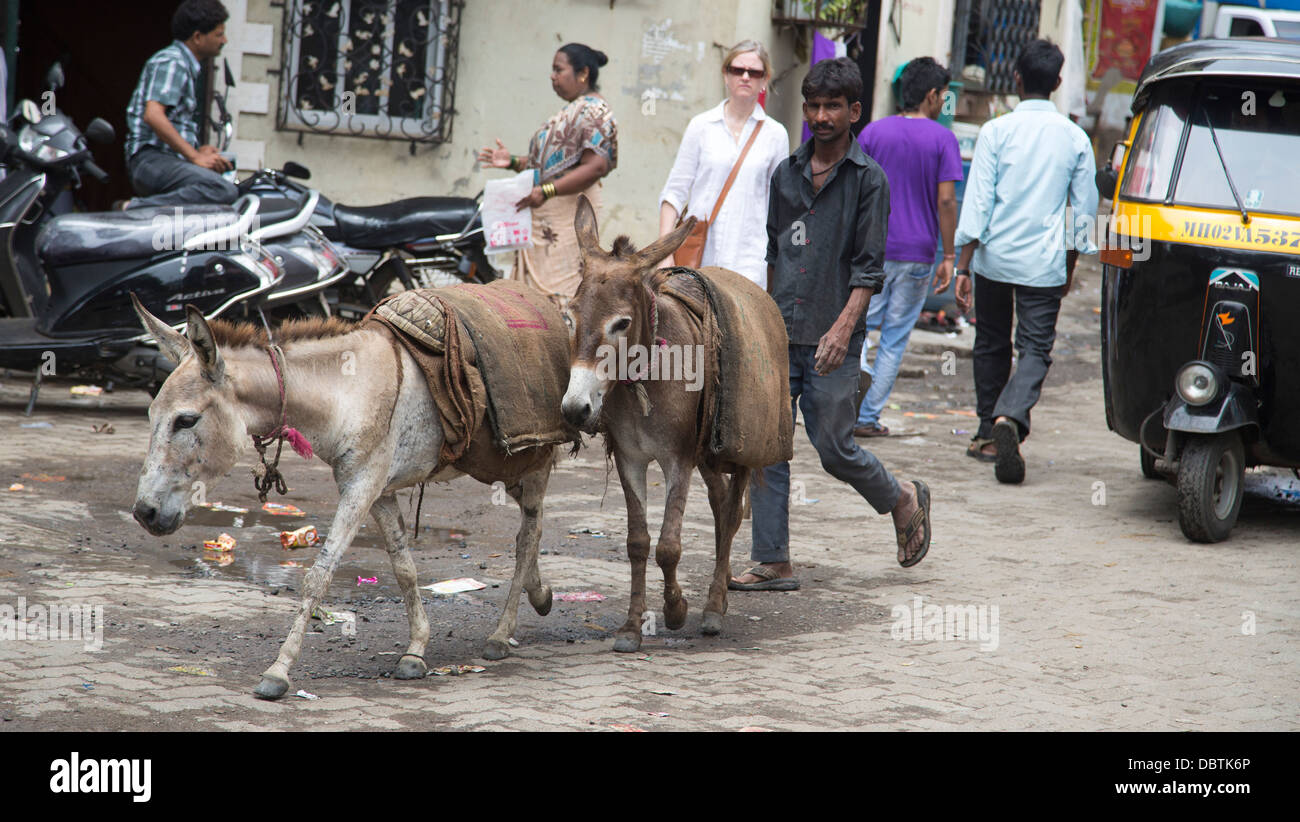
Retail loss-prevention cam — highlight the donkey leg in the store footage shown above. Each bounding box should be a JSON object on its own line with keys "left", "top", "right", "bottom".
{"left": 370, "top": 494, "right": 430, "bottom": 680}
{"left": 482, "top": 463, "right": 553, "bottom": 660}
{"left": 656, "top": 458, "right": 694, "bottom": 631}
{"left": 520, "top": 457, "right": 555, "bottom": 617}
{"left": 697, "top": 465, "right": 751, "bottom": 636}
{"left": 613, "top": 454, "right": 651, "bottom": 653}
{"left": 255, "top": 485, "right": 377, "bottom": 700}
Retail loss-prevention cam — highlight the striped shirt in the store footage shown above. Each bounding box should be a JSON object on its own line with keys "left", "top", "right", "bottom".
{"left": 125, "top": 41, "right": 202, "bottom": 161}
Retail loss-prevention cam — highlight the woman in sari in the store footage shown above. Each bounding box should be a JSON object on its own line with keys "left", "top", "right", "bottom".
{"left": 477, "top": 43, "right": 618, "bottom": 304}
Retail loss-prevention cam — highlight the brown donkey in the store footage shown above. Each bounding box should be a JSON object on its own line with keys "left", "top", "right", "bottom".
{"left": 560, "top": 196, "right": 787, "bottom": 653}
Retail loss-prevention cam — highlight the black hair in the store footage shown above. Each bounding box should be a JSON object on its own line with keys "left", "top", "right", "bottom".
{"left": 1016, "top": 39, "right": 1064, "bottom": 97}
{"left": 899, "top": 56, "right": 950, "bottom": 112}
{"left": 559, "top": 43, "right": 609, "bottom": 92}
{"left": 801, "top": 56, "right": 862, "bottom": 103}
{"left": 172, "top": 0, "right": 228, "bottom": 41}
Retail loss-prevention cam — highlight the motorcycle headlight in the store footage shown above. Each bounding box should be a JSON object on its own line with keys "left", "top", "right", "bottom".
{"left": 1175, "top": 361, "right": 1219, "bottom": 407}
{"left": 17, "top": 126, "right": 70, "bottom": 162}
{"left": 34, "top": 143, "right": 71, "bottom": 162}
{"left": 17, "top": 125, "right": 44, "bottom": 153}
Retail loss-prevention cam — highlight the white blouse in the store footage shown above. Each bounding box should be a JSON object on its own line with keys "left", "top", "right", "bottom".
{"left": 659, "top": 101, "right": 790, "bottom": 288}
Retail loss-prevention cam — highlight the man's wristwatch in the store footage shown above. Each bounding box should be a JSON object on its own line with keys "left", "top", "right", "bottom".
{"left": 955, "top": 268, "right": 971, "bottom": 278}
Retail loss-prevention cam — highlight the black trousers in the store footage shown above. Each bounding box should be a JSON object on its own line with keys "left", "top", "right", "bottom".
{"left": 972, "top": 273, "right": 1063, "bottom": 442}
{"left": 127, "top": 147, "right": 238, "bottom": 208}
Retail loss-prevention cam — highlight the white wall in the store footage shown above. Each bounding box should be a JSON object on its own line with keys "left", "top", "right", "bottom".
{"left": 233, "top": 0, "right": 803, "bottom": 244}
{"left": 871, "top": 0, "right": 955, "bottom": 121}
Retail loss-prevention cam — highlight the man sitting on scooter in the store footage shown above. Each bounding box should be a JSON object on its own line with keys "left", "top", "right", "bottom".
{"left": 122, "top": 0, "right": 237, "bottom": 209}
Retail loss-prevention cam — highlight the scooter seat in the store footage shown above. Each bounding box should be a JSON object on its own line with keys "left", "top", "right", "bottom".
{"left": 36, "top": 205, "right": 240, "bottom": 267}
{"left": 331, "top": 196, "right": 478, "bottom": 249}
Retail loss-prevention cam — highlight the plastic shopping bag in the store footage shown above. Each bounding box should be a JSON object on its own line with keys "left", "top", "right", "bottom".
{"left": 482, "top": 170, "right": 535, "bottom": 251}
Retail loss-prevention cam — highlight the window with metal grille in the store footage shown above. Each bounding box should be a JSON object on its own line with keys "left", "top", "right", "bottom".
{"left": 276, "top": 0, "right": 461, "bottom": 144}
{"left": 957, "top": 0, "right": 1042, "bottom": 94}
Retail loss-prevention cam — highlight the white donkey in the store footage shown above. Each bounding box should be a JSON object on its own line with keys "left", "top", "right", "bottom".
{"left": 130, "top": 297, "right": 557, "bottom": 699}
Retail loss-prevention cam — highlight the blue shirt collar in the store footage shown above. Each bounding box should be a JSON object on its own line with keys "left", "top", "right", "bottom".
{"left": 1014, "top": 99, "right": 1059, "bottom": 113}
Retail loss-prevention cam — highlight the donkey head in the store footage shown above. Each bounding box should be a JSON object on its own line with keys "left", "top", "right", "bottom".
{"left": 130, "top": 294, "right": 247, "bottom": 535}
{"left": 560, "top": 195, "right": 695, "bottom": 431}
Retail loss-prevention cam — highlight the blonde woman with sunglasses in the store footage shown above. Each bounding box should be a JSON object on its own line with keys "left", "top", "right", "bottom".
{"left": 657, "top": 40, "right": 790, "bottom": 288}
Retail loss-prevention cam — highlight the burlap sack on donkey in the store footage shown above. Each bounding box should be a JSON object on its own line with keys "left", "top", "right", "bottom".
{"left": 660, "top": 266, "right": 793, "bottom": 468}
{"left": 367, "top": 279, "right": 576, "bottom": 460}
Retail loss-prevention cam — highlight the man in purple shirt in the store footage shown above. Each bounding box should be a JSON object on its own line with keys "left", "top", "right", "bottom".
{"left": 853, "top": 57, "right": 963, "bottom": 437}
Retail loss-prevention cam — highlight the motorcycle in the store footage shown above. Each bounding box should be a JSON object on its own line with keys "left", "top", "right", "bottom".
{"left": 240, "top": 166, "right": 496, "bottom": 319}
{"left": 0, "top": 88, "right": 286, "bottom": 407}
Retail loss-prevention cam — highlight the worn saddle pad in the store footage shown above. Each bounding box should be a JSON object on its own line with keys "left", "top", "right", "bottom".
{"left": 371, "top": 280, "right": 576, "bottom": 456}
{"left": 660, "top": 266, "right": 794, "bottom": 468}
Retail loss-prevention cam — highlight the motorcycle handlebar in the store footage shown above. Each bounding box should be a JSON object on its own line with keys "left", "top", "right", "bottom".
{"left": 84, "top": 159, "right": 109, "bottom": 183}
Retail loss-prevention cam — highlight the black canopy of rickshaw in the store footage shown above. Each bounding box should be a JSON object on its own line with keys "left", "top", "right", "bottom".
{"left": 1133, "top": 38, "right": 1300, "bottom": 114}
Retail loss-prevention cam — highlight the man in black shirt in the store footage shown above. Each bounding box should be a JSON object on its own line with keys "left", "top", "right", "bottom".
{"left": 731, "top": 58, "right": 932, "bottom": 591}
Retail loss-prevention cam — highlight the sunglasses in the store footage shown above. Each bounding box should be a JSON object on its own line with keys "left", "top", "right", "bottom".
{"left": 725, "top": 66, "right": 765, "bottom": 79}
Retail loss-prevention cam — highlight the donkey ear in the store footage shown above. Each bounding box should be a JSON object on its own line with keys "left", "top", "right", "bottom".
{"left": 573, "top": 194, "right": 600, "bottom": 254}
{"left": 184, "top": 305, "right": 225, "bottom": 383}
{"left": 635, "top": 217, "right": 697, "bottom": 269}
{"left": 131, "top": 292, "right": 189, "bottom": 365}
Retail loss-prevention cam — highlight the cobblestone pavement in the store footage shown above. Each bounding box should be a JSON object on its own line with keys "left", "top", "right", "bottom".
{"left": 1, "top": 266, "right": 1297, "bottom": 731}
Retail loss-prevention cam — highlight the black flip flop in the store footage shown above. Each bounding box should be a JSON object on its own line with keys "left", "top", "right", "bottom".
{"left": 728, "top": 565, "right": 800, "bottom": 591}
{"left": 992, "top": 419, "right": 1025, "bottom": 484}
{"left": 966, "top": 437, "right": 997, "bottom": 463}
{"left": 898, "top": 480, "right": 931, "bottom": 568}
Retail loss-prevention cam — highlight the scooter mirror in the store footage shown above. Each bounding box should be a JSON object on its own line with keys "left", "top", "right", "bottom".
{"left": 224, "top": 58, "right": 236, "bottom": 88}
{"left": 46, "top": 62, "right": 65, "bottom": 91}
{"left": 282, "top": 161, "right": 311, "bottom": 180}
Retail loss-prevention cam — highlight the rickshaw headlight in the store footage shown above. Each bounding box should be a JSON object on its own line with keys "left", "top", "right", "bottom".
{"left": 1176, "top": 362, "right": 1219, "bottom": 406}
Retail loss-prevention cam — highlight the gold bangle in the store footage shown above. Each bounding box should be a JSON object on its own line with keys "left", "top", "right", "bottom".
{"left": 542, "top": 182, "right": 557, "bottom": 200}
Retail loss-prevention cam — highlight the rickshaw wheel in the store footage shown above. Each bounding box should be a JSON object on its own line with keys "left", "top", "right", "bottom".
{"left": 1176, "top": 433, "right": 1245, "bottom": 543}
{"left": 1139, "top": 445, "right": 1163, "bottom": 480}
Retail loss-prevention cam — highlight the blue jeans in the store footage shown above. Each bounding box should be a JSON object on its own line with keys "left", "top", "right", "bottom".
{"left": 750, "top": 341, "right": 902, "bottom": 563}
{"left": 857, "top": 260, "right": 935, "bottom": 427}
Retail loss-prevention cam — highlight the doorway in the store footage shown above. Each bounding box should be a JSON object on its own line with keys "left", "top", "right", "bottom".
{"left": 5, "top": 0, "right": 176, "bottom": 210}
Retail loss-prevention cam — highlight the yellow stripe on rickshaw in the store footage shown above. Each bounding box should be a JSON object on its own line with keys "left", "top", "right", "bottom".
{"left": 1110, "top": 201, "right": 1300, "bottom": 254}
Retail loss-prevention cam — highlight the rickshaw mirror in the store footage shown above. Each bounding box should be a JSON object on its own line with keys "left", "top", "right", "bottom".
{"left": 1096, "top": 165, "right": 1118, "bottom": 200}
{"left": 1109, "top": 140, "right": 1128, "bottom": 168}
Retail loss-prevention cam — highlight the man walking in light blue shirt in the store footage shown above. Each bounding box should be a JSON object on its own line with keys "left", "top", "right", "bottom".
{"left": 952, "top": 39, "right": 1098, "bottom": 484}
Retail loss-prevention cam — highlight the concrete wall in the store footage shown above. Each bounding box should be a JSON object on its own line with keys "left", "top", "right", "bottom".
{"left": 231, "top": 0, "right": 804, "bottom": 244}
{"left": 871, "top": 0, "right": 955, "bottom": 121}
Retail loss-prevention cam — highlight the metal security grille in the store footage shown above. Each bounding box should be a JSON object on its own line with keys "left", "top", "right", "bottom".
{"left": 975, "top": 0, "right": 1041, "bottom": 94}
{"left": 277, "top": 0, "right": 462, "bottom": 144}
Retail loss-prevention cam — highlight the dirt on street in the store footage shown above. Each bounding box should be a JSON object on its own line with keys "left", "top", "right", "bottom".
{"left": 1, "top": 256, "right": 1296, "bottom": 731}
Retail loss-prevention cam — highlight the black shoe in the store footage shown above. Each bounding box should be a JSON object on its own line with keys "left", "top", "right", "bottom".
{"left": 992, "top": 419, "right": 1024, "bottom": 484}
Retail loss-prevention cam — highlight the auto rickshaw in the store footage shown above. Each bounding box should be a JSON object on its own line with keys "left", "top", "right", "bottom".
{"left": 1097, "top": 38, "right": 1300, "bottom": 543}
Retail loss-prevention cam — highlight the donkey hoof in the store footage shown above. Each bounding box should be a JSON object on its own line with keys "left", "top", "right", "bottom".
{"left": 394, "top": 655, "right": 427, "bottom": 680}
{"left": 612, "top": 632, "right": 642, "bottom": 653}
{"left": 481, "top": 639, "right": 511, "bottom": 661}
{"left": 529, "top": 585, "right": 553, "bottom": 617}
{"left": 664, "top": 599, "right": 688, "bottom": 631}
{"left": 701, "top": 611, "right": 724, "bottom": 636}
{"left": 253, "top": 676, "right": 290, "bottom": 701}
